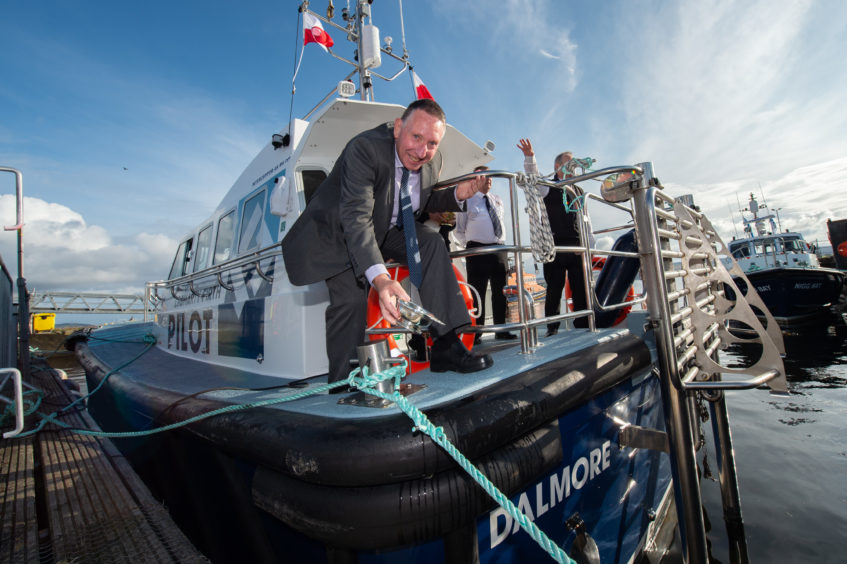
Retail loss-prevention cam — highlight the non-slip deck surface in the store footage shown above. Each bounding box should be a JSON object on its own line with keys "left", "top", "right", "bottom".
{"left": 1, "top": 361, "right": 207, "bottom": 563}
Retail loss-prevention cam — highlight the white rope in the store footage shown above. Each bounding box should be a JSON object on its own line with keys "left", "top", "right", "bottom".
{"left": 517, "top": 173, "right": 556, "bottom": 263}
{"left": 458, "top": 280, "right": 482, "bottom": 319}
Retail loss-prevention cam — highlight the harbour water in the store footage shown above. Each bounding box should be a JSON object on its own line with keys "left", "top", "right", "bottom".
{"left": 700, "top": 310, "right": 847, "bottom": 563}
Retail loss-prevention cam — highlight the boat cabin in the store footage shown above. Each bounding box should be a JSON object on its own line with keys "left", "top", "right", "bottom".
{"left": 728, "top": 232, "right": 818, "bottom": 269}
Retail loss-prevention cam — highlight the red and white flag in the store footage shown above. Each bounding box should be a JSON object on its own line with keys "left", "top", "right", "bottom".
{"left": 411, "top": 70, "right": 434, "bottom": 100}
{"left": 303, "top": 12, "right": 334, "bottom": 51}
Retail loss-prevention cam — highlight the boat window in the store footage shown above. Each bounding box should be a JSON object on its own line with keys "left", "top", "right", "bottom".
{"left": 783, "top": 238, "right": 804, "bottom": 252}
{"left": 754, "top": 239, "right": 775, "bottom": 255}
{"left": 192, "top": 224, "right": 213, "bottom": 272}
{"left": 301, "top": 169, "right": 328, "bottom": 204}
{"left": 213, "top": 210, "right": 236, "bottom": 264}
{"left": 731, "top": 245, "right": 750, "bottom": 259}
{"left": 168, "top": 238, "right": 193, "bottom": 280}
{"left": 238, "top": 189, "right": 266, "bottom": 254}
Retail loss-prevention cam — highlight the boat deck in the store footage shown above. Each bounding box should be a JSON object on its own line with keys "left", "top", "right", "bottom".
{"left": 0, "top": 360, "right": 207, "bottom": 563}
{"left": 79, "top": 318, "right": 649, "bottom": 420}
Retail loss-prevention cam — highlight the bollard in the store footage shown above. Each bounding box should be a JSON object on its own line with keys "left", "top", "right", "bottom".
{"left": 356, "top": 340, "right": 397, "bottom": 395}
{"left": 521, "top": 289, "right": 539, "bottom": 349}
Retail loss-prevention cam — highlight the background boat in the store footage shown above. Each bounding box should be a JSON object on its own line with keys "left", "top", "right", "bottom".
{"left": 724, "top": 193, "right": 845, "bottom": 324}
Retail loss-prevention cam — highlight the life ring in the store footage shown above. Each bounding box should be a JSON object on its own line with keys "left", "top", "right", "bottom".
{"left": 564, "top": 257, "right": 635, "bottom": 326}
{"left": 366, "top": 264, "right": 476, "bottom": 374}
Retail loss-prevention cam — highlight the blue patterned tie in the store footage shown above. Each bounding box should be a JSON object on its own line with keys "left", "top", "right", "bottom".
{"left": 485, "top": 194, "right": 503, "bottom": 239}
{"left": 398, "top": 167, "right": 423, "bottom": 287}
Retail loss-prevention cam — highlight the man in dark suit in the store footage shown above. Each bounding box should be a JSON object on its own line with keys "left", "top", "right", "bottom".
{"left": 282, "top": 99, "right": 493, "bottom": 383}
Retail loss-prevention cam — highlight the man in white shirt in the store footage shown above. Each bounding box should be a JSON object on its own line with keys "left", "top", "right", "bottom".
{"left": 454, "top": 166, "right": 517, "bottom": 341}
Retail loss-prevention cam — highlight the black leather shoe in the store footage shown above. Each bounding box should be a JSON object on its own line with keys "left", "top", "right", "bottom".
{"left": 545, "top": 327, "right": 558, "bottom": 337}
{"left": 430, "top": 339, "right": 493, "bottom": 373}
{"left": 495, "top": 332, "right": 517, "bottom": 341}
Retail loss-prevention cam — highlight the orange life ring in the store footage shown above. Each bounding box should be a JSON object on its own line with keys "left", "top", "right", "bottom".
{"left": 564, "top": 256, "right": 635, "bottom": 326}
{"left": 366, "top": 264, "right": 476, "bottom": 374}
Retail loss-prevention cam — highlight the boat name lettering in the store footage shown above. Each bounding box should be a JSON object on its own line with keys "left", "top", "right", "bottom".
{"left": 756, "top": 284, "right": 771, "bottom": 292}
{"left": 793, "top": 282, "right": 822, "bottom": 289}
{"left": 252, "top": 157, "right": 290, "bottom": 187}
{"left": 167, "top": 309, "right": 213, "bottom": 354}
{"left": 181, "top": 285, "right": 222, "bottom": 305}
{"left": 488, "top": 440, "right": 611, "bottom": 549}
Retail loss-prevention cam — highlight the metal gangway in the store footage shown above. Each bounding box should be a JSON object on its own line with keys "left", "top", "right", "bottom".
{"left": 28, "top": 291, "right": 149, "bottom": 315}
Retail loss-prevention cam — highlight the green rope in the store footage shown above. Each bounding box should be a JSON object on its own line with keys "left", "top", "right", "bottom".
{"left": 1, "top": 389, "right": 44, "bottom": 426}
{"left": 58, "top": 333, "right": 158, "bottom": 415}
{"left": 564, "top": 193, "right": 587, "bottom": 214}
{"left": 347, "top": 364, "right": 575, "bottom": 564}
{"left": 11, "top": 340, "right": 574, "bottom": 562}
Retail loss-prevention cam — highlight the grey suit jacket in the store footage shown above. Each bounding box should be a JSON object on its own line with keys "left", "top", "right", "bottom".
{"left": 282, "top": 122, "right": 461, "bottom": 286}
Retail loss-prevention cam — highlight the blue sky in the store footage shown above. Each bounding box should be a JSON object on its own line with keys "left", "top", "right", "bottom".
{"left": 2, "top": 0, "right": 847, "bottom": 298}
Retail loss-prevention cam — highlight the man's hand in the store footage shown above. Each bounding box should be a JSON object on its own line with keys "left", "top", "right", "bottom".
{"left": 517, "top": 138, "right": 534, "bottom": 157}
{"left": 372, "top": 274, "right": 410, "bottom": 324}
{"left": 455, "top": 175, "right": 486, "bottom": 201}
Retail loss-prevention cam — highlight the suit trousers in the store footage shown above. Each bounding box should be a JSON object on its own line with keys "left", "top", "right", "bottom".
{"left": 324, "top": 223, "right": 471, "bottom": 383}
{"left": 543, "top": 249, "right": 588, "bottom": 332}
{"left": 464, "top": 241, "right": 509, "bottom": 326}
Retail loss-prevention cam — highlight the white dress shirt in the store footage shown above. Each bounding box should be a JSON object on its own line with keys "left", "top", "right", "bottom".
{"left": 454, "top": 191, "right": 506, "bottom": 246}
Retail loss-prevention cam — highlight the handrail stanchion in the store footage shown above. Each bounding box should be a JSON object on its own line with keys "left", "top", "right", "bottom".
{"left": 707, "top": 385, "right": 750, "bottom": 563}
{"left": 1, "top": 166, "right": 30, "bottom": 380}
{"left": 630, "top": 162, "right": 709, "bottom": 564}
{"left": 506, "top": 174, "right": 531, "bottom": 353}
{"left": 0, "top": 368, "right": 25, "bottom": 439}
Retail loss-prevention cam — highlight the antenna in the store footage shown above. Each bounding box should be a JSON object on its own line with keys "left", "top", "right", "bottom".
{"left": 727, "top": 203, "right": 739, "bottom": 238}
{"left": 758, "top": 182, "right": 768, "bottom": 211}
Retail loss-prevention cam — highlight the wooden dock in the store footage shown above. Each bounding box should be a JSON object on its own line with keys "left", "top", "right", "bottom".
{"left": 1, "top": 360, "right": 207, "bottom": 563}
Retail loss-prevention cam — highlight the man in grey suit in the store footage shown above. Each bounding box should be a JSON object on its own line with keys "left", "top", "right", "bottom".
{"left": 282, "top": 99, "right": 493, "bottom": 384}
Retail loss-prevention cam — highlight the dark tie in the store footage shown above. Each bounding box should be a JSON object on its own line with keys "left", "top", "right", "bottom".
{"left": 398, "top": 167, "right": 423, "bottom": 288}
{"left": 484, "top": 194, "right": 503, "bottom": 239}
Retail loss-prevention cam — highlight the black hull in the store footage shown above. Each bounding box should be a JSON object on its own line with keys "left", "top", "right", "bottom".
{"left": 734, "top": 267, "right": 845, "bottom": 323}
{"left": 74, "top": 323, "right": 670, "bottom": 562}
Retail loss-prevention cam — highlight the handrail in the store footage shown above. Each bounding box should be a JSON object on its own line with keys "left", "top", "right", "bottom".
{"left": 1, "top": 167, "right": 24, "bottom": 232}
{"left": 0, "top": 368, "right": 25, "bottom": 439}
{"left": 1, "top": 166, "right": 30, "bottom": 378}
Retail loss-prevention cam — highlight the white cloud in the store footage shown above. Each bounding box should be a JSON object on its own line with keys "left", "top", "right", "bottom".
{"left": 435, "top": 0, "right": 578, "bottom": 90}
{"left": 664, "top": 157, "right": 847, "bottom": 245}
{"left": 610, "top": 0, "right": 847, "bottom": 183}
{"left": 0, "top": 195, "right": 175, "bottom": 293}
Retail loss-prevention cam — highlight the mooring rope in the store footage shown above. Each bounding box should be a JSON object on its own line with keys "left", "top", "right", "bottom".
{"left": 516, "top": 173, "right": 556, "bottom": 263}
{"left": 347, "top": 363, "right": 575, "bottom": 564}
{"left": 8, "top": 337, "right": 574, "bottom": 562}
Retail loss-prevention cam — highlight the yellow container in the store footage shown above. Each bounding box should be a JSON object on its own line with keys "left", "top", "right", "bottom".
{"left": 32, "top": 313, "right": 56, "bottom": 332}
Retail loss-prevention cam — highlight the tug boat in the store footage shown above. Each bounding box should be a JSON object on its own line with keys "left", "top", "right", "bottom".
{"left": 723, "top": 193, "right": 845, "bottom": 324}
{"left": 73, "top": 3, "right": 788, "bottom": 563}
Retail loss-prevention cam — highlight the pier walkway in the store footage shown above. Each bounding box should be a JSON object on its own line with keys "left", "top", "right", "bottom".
{"left": 1, "top": 359, "right": 207, "bottom": 563}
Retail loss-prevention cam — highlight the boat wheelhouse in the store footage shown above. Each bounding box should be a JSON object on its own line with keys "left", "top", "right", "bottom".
{"left": 722, "top": 193, "right": 845, "bottom": 323}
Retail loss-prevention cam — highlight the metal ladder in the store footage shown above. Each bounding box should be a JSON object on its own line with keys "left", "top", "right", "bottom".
{"left": 620, "top": 162, "right": 787, "bottom": 564}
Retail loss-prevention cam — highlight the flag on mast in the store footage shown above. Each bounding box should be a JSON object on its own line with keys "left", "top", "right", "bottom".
{"left": 303, "top": 12, "right": 334, "bottom": 51}
{"left": 411, "top": 70, "right": 434, "bottom": 100}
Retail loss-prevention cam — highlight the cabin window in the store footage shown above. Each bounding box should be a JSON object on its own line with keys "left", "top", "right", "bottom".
{"left": 731, "top": 245, "right": 750, "bottom": 259}
{"left": 213, "top": 210, "right": 235, "bottom": 264}
{"left": 168, "top": 238, "right": 193, "bottom": 280}
{"left": 238, "top": 190, "right": 266, "bottom": 254}
{"left": 193, "top": 224, "right": 213, "bottom": 272}
{"left": 783, "top": 238, "right": 804, "bottom": 252}
{"left": 301, "top": 169, "right": 328, "bottom": 204}
{"left": 755, "top": 239, "right": 775, "bottom": 255}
